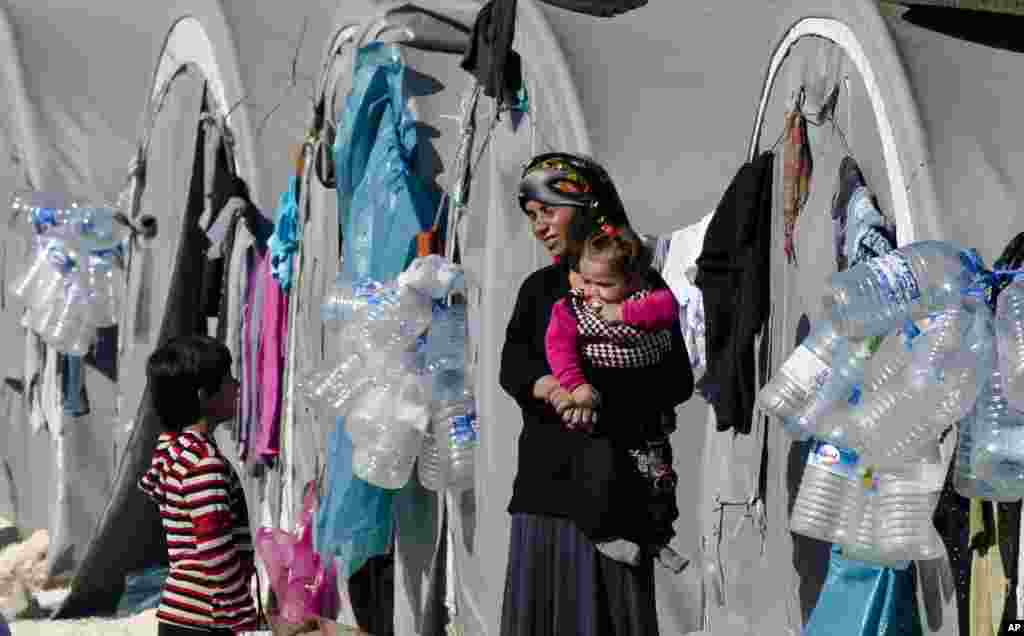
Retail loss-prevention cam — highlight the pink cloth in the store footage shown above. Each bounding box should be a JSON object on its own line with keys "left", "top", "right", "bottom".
{"left": 545, "top": 289, "right": 678, "bottom": 392}
{"left": 254, "top": 253, "right": 290, "bottom": 461}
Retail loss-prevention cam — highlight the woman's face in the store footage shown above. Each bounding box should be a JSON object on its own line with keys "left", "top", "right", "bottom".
{"left": 523, "top": 200, "right": 576, "bottom": 257}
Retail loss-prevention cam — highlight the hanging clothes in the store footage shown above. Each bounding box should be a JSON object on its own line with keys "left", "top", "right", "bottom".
{"left": 971, "top": 500, "right": 1008, "bottom": 636}
{"left": 781, "top": 109, "right": 812, "bottom": 265}
{"left": 60, "top": 355, "right": 88, "bottom": 417}
{"left": 268, "top": 177, "right": 301, "bottom": 291}
{"left": 253, "top": 252, "right": 289, "bottom": 463}
{"left": 460, "top": 0, "right": 522, "bottom": 107}
{"left": 661, "top": 212, "right": 713, "bottom": 377}
{"left": 536, "top": 0, "right": 648, "bottom": 16}
{"left": 694, "top": 152, "right": 774, "bottom": 434}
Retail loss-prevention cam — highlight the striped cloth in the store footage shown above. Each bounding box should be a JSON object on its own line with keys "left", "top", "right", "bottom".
{"left": 139, "top": 430, "right": 257, "bottom": 632}
{"left": 568, "top": 288, "right": 673, "bottom": 369}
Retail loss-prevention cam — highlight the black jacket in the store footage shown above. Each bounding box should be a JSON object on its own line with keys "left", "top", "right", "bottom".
{"left": 695, "top": 152, "right": 774, "bottom": 434}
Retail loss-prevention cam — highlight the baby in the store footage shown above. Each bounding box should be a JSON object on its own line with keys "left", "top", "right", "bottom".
{"left": 545, "top": 220, "right": 688, "bottom": 572}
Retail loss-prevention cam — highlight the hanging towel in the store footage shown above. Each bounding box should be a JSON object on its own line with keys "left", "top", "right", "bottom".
{"left": 254, "top": 252, "right": 289, "bottom": 463}
{"left": 781, "top": 109, "right": 812, "bottom": 265}
{"left": 694, "top": 152, "right": 774, "bottom": 434}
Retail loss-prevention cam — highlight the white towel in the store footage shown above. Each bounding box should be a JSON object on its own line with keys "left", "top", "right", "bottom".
{"left": 661, "top": 213, "right": 713, "bottom": 375}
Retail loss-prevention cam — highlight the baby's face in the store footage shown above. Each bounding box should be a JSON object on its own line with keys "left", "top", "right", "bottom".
{"left": 577, "top": 255, "right": 631, "bottom": 305}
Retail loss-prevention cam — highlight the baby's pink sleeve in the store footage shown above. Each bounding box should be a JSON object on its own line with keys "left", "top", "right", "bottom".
{"left": 621, "top": 289, "right": 679, "bottom": 331}
{"left": 545, "top": 300, "right": 587, "bottom": 392}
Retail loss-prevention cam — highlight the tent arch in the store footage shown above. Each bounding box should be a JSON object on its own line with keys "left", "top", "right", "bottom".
{"left": 748, "top": 1, "right": 944, "bottom": 244}
{"left": 141, "top": 7, "right": 258, "bottom": 195}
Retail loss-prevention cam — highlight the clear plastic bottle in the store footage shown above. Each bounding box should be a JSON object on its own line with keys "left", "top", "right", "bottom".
{"left": 790, "top": 441, "right": 859, "bottom": 543}
{"left": 960, "top": 366, "right": 1024, "bottom": 502}
{"left": 758, "top": 320, "right": 842, "bottom": 440}
{"left": 873, "top": 464, "right": 945, "bottom": 562}
{"left": 350, "top": 372, "right": 429, "bottom": 491}
{"left": 996, "top": 277, "right": 1024, "bottom": 410}
{"left": 823, "top": 240, "right": 979, "bottom": 339}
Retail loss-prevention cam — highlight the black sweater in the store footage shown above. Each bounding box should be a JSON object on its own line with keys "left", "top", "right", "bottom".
{"left": 499, "top": 262, "right": 694, "bottom": 539}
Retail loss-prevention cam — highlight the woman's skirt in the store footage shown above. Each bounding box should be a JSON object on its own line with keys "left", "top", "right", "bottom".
{"left": 500, "top": 513, "right": 659, "bottom": 636}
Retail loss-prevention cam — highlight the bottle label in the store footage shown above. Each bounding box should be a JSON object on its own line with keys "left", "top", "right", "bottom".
{"left": 866, "top": 251, "right": 921, "bottom": 306}
{"left": 807, "top": 441, "right": 859, "bottom": 480}
{"left": 450, "top": 411, "right": 478, "bottom": 446}
{"left": 781, "top": 345, "right": 833, "bottom": 395}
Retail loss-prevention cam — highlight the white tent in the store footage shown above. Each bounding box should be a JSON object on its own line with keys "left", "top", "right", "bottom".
{"left": 0, "top": 1, "right": 1021, "bottom": 634}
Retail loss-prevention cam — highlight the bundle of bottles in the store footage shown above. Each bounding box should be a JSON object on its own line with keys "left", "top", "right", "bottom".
{"left": 758, "top": 240, "right": 1024, "bottom": 566}
{"left": 7, "top": 191, "right": 129, "bottom": 354}
{"left": 299, "top": 255, "right": 478, "bottom": 492}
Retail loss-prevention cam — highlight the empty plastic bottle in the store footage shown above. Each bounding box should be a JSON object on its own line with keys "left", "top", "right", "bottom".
{"left": 996, "top": 277, "right": 1024, "bottom": 410}
{"left": 959, "top": 363, "right": 1024, "bottom": 501}
{"left": 790, "top": 441, "right": 860, "bottom": 543}
{"left": 823, "top": 240, "right": 982, "bottom": 339}
{"left": 873, "top": 464, "right": 945, "bottom": 562}
{"left": 758, "top": 320, "right": 843, "bottom": 440}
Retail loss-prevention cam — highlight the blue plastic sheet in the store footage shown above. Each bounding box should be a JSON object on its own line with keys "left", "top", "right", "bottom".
{"left": 804, "top": 545, "right": 921, "bottom": 636}
{"left": 315, "top": 417, "right": 394, "bottom": 579}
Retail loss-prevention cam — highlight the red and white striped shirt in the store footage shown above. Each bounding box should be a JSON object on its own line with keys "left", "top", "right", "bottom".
{"left": 139, "top": 430, "right": 257, "bottom": 632}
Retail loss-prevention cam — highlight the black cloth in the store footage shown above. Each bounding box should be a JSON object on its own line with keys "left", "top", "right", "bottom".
{"left": 501, "top": 513, "right": 658, "bottom": 636}
{"left": 694, "top": 152, "right": 774, "bottom": 434}
{"left": 461, "top": 0, "right": 521, "bottom": 106}
{"left": 499, "top": 262, "right": 693, "bottom": 545}
{"left": 157, "top": 622, "right": 233, "bottom": 635}
{"left": 537, "top": 0, "right": 648, "bottom": 16}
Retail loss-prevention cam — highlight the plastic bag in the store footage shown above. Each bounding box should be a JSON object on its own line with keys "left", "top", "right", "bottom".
{"left": 255, "top": 481, "right": 339, "bottom": 624}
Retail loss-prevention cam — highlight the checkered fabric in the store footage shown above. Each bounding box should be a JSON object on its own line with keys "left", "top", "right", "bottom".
{"left": 568, "top": 288, "right": 672, "bottom": 368}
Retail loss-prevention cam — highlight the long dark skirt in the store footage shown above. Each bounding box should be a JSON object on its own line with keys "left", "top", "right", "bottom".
{"left": 500, "top": 513, "right": 659, "bottom": 636}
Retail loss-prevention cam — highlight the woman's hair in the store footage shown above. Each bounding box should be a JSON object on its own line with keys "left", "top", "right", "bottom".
{"left": 577, "top": 222, "right": 652, "bottom": 278}
{"left": 146, "top": 334, "right": 232, "bottom": 431}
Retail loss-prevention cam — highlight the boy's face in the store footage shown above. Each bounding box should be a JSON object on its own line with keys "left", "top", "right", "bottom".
{"left": 205, "top": 376, "right": 240, "bottom": 425}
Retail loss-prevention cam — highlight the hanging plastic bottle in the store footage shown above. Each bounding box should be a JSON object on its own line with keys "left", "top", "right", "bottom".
{"left": 873, "top": 463, "right": 946, "bottom": 562}
{"left": 790, "top": 441, "right": 860, "bottom": 543}
{"left": 996, "top": 277, "right": 1024, "bottom": 410}
{"left": 958, "top": 364, "right": 1024, "bottom": 501}
{"left": 823, "top": 240, "right": 982, "bottom": 339}
{"left": 757, "top": 320, "right": 843, "bottom": 440}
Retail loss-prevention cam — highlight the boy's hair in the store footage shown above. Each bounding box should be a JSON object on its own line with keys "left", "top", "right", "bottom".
{"left": 146, "top": 334, "right": 232, "bottom": 431}
{"left": 576, "top": 222, "right": 652, "bottom": 278}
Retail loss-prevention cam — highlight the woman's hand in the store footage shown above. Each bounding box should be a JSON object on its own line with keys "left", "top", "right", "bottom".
{"left": 563, "top": 406, "right": 598, "bottom": 433}
{"left": 570, "top": 384, "right": 601, "bottom": 409}
{"left": 532, "top": 375, "right": 560, "bottom": 401}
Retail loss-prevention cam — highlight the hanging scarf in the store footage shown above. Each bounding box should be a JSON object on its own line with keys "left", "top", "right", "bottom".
{"left": 782, "top": 109, "right": 813, "bottom": 264}
{"left": 567, "top": 288, "right": 672, "bottom": 368}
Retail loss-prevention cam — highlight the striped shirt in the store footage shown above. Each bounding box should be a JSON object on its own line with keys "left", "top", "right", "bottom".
{"left": 139, "top": 430, "right": 257, "bottom": 631}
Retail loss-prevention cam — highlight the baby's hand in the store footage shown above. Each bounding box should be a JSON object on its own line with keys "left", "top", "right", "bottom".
{"left": 547, "top": 386, "right": 575, "bottom": 415}
{"left": 597, "top": 301, "right": 624, "bottom": 323}
{"left": 570, "top": 384, "right": 602, "bottom": 409}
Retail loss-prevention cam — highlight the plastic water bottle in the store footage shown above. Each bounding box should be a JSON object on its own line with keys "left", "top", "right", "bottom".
{"left": 758, "top": 320, "right": 842, "bottom": 439}
{"left": 823, "top": 241, "right": 980, "bottom": 339}
{"left": 862, "top": 305, "right": 991, "bottom": 467}
{"left": 790, "top": 441, "right": 859, "bottom": 543}
{"left": 874, "top": 464, "right": 945, "bottom": 562}
{"left": 996, "top": 278, "right": 1024, "bottom": 410}
{"left": 794, "top": 335, "right": 881, "bottom": 445}
{"left": 959, "top": 366, "right": 1024, "bottom": 501}
{"left": 350, "top": 372, "right": 429, "bottom": 490}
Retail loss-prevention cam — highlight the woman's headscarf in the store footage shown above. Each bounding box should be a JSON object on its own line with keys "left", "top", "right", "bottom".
{"left": 518, "top": 152, "right": 630, "bottom": 253}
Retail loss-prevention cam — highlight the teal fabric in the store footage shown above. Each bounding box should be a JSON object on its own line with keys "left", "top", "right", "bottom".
{"left": 804, "top": 545, "right": 922, "bottom": 636}
{"left": 268, "top": 176, "right": 300, "bottom": 291}
{"left": 115, "top": 565, "right": 168, "bottom": 617}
